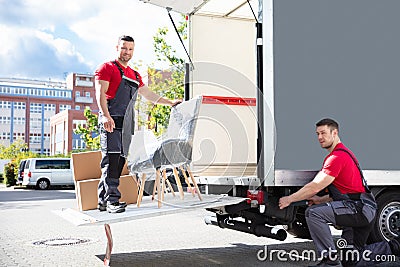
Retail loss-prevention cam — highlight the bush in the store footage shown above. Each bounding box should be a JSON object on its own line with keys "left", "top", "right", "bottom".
{"left": 4, "top": 162, "right": 16, "bottom": 187}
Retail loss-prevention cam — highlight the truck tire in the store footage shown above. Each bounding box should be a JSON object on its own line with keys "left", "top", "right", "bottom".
{"left": 368, "top": 191, "right": 400, "bottom": 243}
{"left": 36, "top": 179, "right": 50, "bottom": 190}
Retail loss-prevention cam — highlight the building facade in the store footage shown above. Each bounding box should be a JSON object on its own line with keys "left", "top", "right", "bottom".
{"left": 0, "top": 73, "right": 97, "bottom": 155}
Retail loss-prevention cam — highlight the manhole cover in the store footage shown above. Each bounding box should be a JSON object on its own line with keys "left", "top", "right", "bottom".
{"left": 32, "top": 237, "right": 93, "bottom": 247}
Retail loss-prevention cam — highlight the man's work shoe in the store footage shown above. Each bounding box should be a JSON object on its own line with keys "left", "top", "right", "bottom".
{"left": 98, "top": 202, "right": 107, "bottom": 212}
{"left": 309, "top": 257, "right": 343, "bottom": 267}
{"left": 389, "top": 236, "right": 400, "bottom": 256}
{"left": 107, "top": 202, "right": 126, "bottom": 213}
{"left": 98, "top": 201, "right": 127, "bottom": 212}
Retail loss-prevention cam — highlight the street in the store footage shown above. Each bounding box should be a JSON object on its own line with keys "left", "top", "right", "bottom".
{"left": 0, "top": 185, "right": 398, "bottom": 267}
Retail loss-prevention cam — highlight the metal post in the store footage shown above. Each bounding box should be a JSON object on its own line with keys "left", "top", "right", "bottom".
{"left": 256, "top": 21, "right": 264, "bottom": 181}
{"left": 184, "top": 63, "right": 190, "bottom": 101}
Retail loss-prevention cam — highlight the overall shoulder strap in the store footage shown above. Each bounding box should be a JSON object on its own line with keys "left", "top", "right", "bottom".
{"left": 335, "top": 148, "right": 371, "bottom": 192}
{"left": 112, "top": 60, "right": 124, "bottom": 77}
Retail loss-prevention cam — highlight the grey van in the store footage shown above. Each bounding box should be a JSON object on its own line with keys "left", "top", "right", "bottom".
{"left": 22, "top": 158, "right": 73, "bottom": 189}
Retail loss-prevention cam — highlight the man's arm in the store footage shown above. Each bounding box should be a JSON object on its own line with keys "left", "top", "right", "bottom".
{"left": 95, "top": 79, "right": 115, "bottom": 132}
{"left": 278, "top": 171, "right": 335, "bottom": 209}
{"left": 138, "top": 85, "right": 181, "bottom": 106}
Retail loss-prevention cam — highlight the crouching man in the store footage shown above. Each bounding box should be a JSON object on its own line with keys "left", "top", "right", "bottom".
{"left": 279, "top": 118, "right": 400, "bottom": 267}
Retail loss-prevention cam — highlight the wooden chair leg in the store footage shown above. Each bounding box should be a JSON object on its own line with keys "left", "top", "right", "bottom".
{"left": 173, "top": 167, "right": 184, "bottom": 200}
{"left": 137, "top": 173, "right": 146, "bottom": 208}
{"left": 155, "top": 169, "right": 162, "bottom": 208}
{"left": 186, "top": 165, "right": 202, "bottom": 201}
{"left": 180, "top": 166, "right": 195, "bottom": 197}
{"left": 162, "top": 170, "right": 168, "bottom": 195}
{"left": 163, "top": 169, "right": 176, "bottom": 197}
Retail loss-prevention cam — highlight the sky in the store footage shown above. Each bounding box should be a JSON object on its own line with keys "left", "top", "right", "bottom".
{"left": 0, "top": 0, "right": 186, "bottom": 81}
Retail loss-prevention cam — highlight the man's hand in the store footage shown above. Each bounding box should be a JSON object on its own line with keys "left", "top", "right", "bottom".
{"left": 307, "top": 194, "right": 331, "bottom": 206}
{"left": 279, "top": 196, "right": 292, "bottom": 209}
{"left": 100, "top": 115, "right": 115, "bottom": 133}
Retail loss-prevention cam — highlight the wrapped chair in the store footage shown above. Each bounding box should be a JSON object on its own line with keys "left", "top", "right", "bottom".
{"left": 127, "top": 96, "right": 203, "bottom": 207}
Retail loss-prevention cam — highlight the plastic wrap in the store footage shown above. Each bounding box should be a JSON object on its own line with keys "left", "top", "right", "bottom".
{"left": 128, "top": 96, "right": 202, "bottom": 175}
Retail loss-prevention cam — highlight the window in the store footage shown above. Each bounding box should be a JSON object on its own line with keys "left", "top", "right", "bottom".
{"left": 76, "top": 91, "right": 81, "bottom": 97}
{"left": 0, "top": 101, "right": 11, "bottom": 109}
{"left": 85, "top": 92, "right": 90, "bottom": 97}
{"left": 59, "top": 104, "right": 71, "bottom": 112}
{"left": 75, "top": 105, "right": 80, "bottom": 110}
{"left": 35, "top": 159, "right": 70, "bottom": 169}
{"left": 30, "top": 118, "right": 41, "bottom": 129}
{"left": 14, "top": 102, "right": 26, "bottom": 109}
{"left": 13, "top": 117, "right": 26, "bottom": 124}
{"left": 0, "top": 117, "right": 11, "bottom": 124}
{"left": 30, "top": 103, "right": 42, "bottom": 113}
{"left": 44, "top": 104, "right": 56, "bottom": 111}
{"left": 0, "top": 132, "right": 11, "bottom": 139}
{"left": 29, "top": 134, "right": 41, "bottom": 144}
{"left": 13, "top": 132, "right": 25, "bottom": 140}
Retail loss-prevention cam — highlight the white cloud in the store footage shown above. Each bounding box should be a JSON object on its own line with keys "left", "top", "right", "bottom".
{"left": 0, "top": 0, "right": 187, "bottom": 79}
{"left": 0, "top": 24, "right": 91, "bottom": 79}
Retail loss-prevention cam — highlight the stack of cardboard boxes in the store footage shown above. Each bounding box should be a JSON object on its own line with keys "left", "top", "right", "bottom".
{"left": 71, "top": 151, "right": 138, "bottom": 211}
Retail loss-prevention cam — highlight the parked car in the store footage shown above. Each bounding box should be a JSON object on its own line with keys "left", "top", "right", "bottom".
{"left": 17, "top": 159, "right": 26, "bottom": 185}
{"left": 22, "top": 158, "right": 73, "bottom": 190}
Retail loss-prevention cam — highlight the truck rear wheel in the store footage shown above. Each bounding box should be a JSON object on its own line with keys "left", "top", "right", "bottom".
{"left": 368, "top": 191, "right": 400, "bottom": 243}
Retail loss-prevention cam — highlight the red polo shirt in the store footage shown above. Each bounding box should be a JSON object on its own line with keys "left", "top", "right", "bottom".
{"left": 321, "top": 143, "right": 365, "bottom": 194}
{"left": 95, "top": 60, "right": 144, "bottom": 100}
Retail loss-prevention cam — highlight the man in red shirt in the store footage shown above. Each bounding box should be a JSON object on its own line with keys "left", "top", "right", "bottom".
{"left": 95, "top": 35, "right": 181, "bottom": 213}
{"left": 279, "top": 118, "right": 399, "bottom": 266}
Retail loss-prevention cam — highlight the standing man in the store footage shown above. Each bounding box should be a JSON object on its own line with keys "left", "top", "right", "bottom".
{"left": 279, "top": 118, "right": 400, "bottom": 266}
{"left": 95, "top": 35, "right": 180, "bottom": 213}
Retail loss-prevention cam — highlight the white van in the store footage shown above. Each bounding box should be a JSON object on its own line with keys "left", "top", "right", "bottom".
{"left": 22, "top": 158, "right": 73, "bottom": 189}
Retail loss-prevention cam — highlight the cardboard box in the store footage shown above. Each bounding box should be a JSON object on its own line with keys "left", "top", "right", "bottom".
{"left": 71, "top": 151, "right": 137, "bottom": 211}
{"left": 76, "top": 175, "right": 138, "bottom": 211}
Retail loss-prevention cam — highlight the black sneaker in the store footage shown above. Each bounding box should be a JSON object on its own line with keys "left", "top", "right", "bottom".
{"left": 98, "top": 202, "right": 107, "bottom": 212}
{"left": 389, "top": 236, "right": 400, "bottom": 256}
{"left": 107, "top": 202, "right": 126, "bottom": 213}
{"left": 309, "top": 257, "right": 343, "bottom": 267}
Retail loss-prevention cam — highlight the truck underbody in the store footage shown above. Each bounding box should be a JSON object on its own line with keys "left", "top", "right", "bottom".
{"left": 199, "top": 170, "right": 400, "bottom": 243}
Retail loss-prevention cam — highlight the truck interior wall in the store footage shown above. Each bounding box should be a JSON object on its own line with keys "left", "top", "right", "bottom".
{"left": 273, "top": 0, "right": 400, "bottom": 170}
{"left": 190, "top": 15, "right": 259, "bottom": 176}
{"left": 190, "top": 15, "right": 256, "bottom": 97}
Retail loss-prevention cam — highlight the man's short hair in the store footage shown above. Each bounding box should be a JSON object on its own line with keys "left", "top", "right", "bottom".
{"left": 316, "top": 118, "right": 339, "bottom": 132}
{"left": 118, "top": 35, "right": 134, "bottom": 44}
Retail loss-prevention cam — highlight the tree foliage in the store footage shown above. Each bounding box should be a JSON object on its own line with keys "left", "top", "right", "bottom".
{"left": 0, "top": 139, "right": 41, "bottom": 184}
{"left": 0, "top": 139, "right": 29, "bottom": 159}
{"left": 73, "top": 107, "right": 100, "bottom": 150}
{"left": 137, "top": 17, "right": 186, "bottom": 136}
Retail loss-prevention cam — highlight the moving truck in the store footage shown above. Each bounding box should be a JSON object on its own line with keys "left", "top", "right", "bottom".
{"left": 141, "top": 0, "right": 400, "bottom": 243}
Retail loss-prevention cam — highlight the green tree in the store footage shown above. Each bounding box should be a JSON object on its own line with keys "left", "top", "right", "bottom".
{"left": 0, "top": 139, "right": 30, "bottom": 159}
{"left": 136, "top": 17, "right": 186, "bottom": 136}
{"left": 0, "top": 139, "right": 39, "bottom": 184}
{"left": 74, "top": 107, "right": 100, "bottom": 150}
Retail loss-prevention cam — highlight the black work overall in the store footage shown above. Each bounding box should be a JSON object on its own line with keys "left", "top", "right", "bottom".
{"left": 98, "top": 61, "right": 139, "bottom": 204}
{"left": 305, "top": 149, "right": 394, "bottom": 266}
